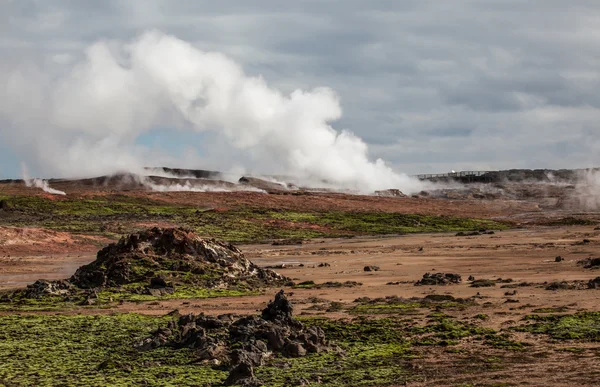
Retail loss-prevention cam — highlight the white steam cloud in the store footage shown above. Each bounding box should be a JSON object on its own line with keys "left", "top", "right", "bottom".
{"left": 21, "top": 164, "right": 66, "bottom": 196}
{"left": 1, "top": 30, "right": 424, "bottom": 193}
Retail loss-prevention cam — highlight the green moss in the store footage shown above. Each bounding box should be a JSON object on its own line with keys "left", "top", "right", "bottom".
{"left": 514, "top": 312, "right": 600, "bottom": 340}
{"left": 485, "top": 333, "right": 529, "bottom": 351}
{"left": 0, "top": 286, "right": 255, "bottom": 312}
{"left": 350, "top": 297, "right": 475, "bottom": 316}
{"left": 96, "top": 286, "right": 255, "bottom": 303}
{"left": 0, "top": 195, "right": 509, "bottom": 243}
{"left": 0, "top": 309, "right": 541, "bottom": 386}
{"left": 0, "top": 313, "right": 227, "bottom": 386}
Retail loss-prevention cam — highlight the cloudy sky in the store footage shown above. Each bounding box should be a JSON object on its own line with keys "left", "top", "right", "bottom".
{"left": 1, "top": 0, "right": 599, "bottom": 179}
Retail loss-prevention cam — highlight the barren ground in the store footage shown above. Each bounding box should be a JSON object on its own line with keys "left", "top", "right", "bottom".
{"left": 1, "top": 183, "right": 600, "bottom": 386}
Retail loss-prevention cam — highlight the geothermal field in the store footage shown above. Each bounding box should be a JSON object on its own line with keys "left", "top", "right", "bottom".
{"left": 1, "top": 169, "right": 600, "bottom": 386}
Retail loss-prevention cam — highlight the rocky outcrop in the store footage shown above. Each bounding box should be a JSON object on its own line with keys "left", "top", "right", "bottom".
{"left": 415, "top": 272, "right": 462, "bottom": 286}
{"left": 137, "top": 290, "right": 327, "bottom": 386}
{"left": 70, "top": 227, "right": 288, "bottom": 290}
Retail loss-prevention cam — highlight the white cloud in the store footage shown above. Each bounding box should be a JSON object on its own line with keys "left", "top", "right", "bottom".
{"left": 0, "top": 0, "right": 599, "bottom": 179}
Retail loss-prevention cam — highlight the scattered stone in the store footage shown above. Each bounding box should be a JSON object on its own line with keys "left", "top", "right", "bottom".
{"left": 423, "top": 294, "right": 456, "bottom": 302}
{"left": 545, "top": 281, "right": 587, "bottom": 291}
{"left": 24, "top": 279, "right": 73, "bottom": 298}
{"left": 318, "top": 263, "right": 331, "bottom": 267}
{"left": 456, "top": 230, "right": 494, "bottom": 237}
{"left": 470, "top": 279, "right": 496, "bottom": 288}
{"left": 138, "top": 291, "right": 327, "bottom": 386}
{"left": 587, "top": 277, "right": 600, "bottom": 289}
{"left": 385, "top": 281, "right": 414, "bottom": 285}
{"left": 415, "top": 272, "right": 461, "bottom": 286}
{"left": 555, "top": 256, "right": 564, "bottom": 262}
{"left": 456, "top": 231, "right": 481, "bottom": 237}
{"left": 363, "top": 266, "right": 380, "bottom": 272}
{"left": 578, "top": 258, "right": 600, "bottom": 269}
{"left": 468, "top": 275, "right": 475, "bottom": 281}
{"left": 293, "top": 281, "right": 361, "bottom": 289}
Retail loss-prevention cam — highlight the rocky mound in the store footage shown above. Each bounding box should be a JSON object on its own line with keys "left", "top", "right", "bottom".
{"left": 2, "top": 228, "right": 288, "bottom": 303}
{"left": 415, "top": 272, "right": 462, "bottom": 286}
{"left": 137, "top": 290, "right": 327, "bottom": 386}
{"left": 70, "top": 227, "right": 288, "bottom": 291}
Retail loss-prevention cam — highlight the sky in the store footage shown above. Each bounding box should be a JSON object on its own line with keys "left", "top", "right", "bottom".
{"left": 1, "top": 0, "right": 600, "bottom": 180}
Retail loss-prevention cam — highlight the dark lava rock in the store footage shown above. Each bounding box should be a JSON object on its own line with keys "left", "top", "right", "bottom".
{"left": 470, "top": 279, "right": 496, "bottom": 288}
{"left": 588, "top": 277, "right": 600, "bottom": 289}
{"left": 318, "top": 262, "right": 331, "bottom": 267}
{"left": 70, "top": 227, "right": 288, "bottom": 290}
{"left": 415, "top": 272, "right": 462, "bottom": 286}
{"left": 149, "top": 277, "right": 169, "bottom": 288}
{"left": 363, "top": 266, "right": 380, "bottom": 272}
{"left": 423, "top": 294, "right": 456, "bottom": 302}
{"left": 24, "top": 279, "right": 73, "bottom": 298}
{"left": 579, "top": 257, "right": 600, "bottom": 269}
{"left": 138, "top": 290, "right": 327, "bottom": 386}
{"left": 545, "top": 281, "right": 587, "bottom": 291}
{"left": 555, "top": 256, "right": 564, "bottom": 262}
{"left": 456, "top": 231, "right": 481, "bottom": 237}
{"left": 224, "top": 360, "right": 260, "bottom": 386}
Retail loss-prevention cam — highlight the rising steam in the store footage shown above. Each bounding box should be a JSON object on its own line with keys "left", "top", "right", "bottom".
{"left": 21, "top": 164, "right": 66, "bottom": 195}
{"left": 1, "top": 30, "right": 424, "bottom": 193}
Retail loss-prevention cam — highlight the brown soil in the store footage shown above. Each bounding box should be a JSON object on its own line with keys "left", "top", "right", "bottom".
{"left": 2, "top": 180, "right": 600, "bottom": 385}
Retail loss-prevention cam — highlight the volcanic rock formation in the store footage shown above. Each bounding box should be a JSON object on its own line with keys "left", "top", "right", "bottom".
{"left": 137, "top": 290, "right": 327, "bottom": 386}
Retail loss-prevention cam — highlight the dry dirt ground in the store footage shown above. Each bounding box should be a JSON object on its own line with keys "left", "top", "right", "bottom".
{"left": 1, "top": 224, "right": 600, "bottom": 385}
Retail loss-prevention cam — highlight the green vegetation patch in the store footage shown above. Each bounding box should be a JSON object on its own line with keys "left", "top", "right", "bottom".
{"left": 514, "top": 312, "right": 600, "bottom": 340}
{"left": 0, "top": 313, "right": 227, "bottom": 386}
{"left": 0, "top": 309, "right": 536, "bottom": 387}
{"left": 350, "top": 296, "right": 476, "bottom": 316}
{"left": 0, "top": 195, "right": 509, "bottom": 243}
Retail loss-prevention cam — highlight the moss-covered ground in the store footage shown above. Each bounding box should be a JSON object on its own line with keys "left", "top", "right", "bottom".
{"left": 1, "top": 303, "right": 598, "bottom": 386}
{"left": 514, "top": 312, "right": 600, "bottom": 340}
{"left": 0, "top": 311, "right": 536, "bottom": 387}
{"left": 0, "top": 194, "right": 508, "bottom": 243}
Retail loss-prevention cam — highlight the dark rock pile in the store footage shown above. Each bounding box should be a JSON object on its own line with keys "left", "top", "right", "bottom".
{"left": 363, "top": 265, "right": 380, "bottom": 272}
{"left": 578, "top": 257, "right": 600, "bottom": 269}
{"left": 588, "top": 277, "right": 600, "bottom": 289}
{"left": 70, "top": 227, "right": 288, "bottom": 290}
{"left": 545, "top": 281, "right": 587, "bottom": 291}
{"left": 415, "top": 272, "right": 462, "bottom": 286}
{"left": 1, "top": 228, "right": 288, "bottom": 304}
{"left": 23, "top": 279, "right": 73, "bottom": 298}
{"left": 455, "top": 230, "right": 495, "bottom": 237}
{"left": 137, "top": 290, "right": 327, "bottom": 386}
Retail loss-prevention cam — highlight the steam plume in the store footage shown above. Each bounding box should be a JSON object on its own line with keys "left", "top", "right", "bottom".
{"left": 21, "top": 164, "right": 66, "bottom": 196}
{"left": 1, "top": 31, "right": 424, "bottom": 193}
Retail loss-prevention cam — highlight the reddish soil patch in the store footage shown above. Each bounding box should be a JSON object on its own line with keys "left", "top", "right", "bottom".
{"left": 0, "top": 227, "right": 110, "bottom": 257}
